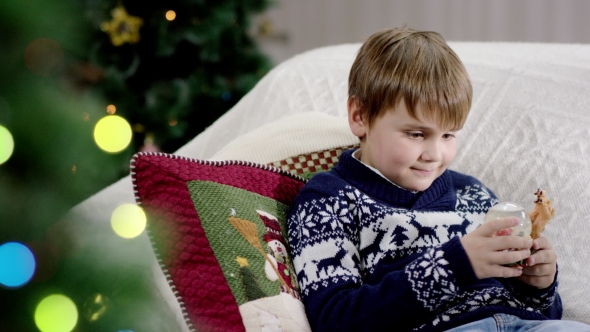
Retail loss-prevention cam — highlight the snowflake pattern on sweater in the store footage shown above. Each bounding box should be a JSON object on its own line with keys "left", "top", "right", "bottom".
{"left": 405, "top": 248, "right": 456, "bottom": 311}
{"left": 291, "top": 183, "right": 490, "bottom": 294}
{"left": 287, "top": 149, "right": 561, "bottom": 331}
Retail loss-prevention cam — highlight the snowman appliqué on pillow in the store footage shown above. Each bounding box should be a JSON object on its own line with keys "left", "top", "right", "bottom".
{"left": 229, "top": 210, "right": 310, "bottom": 332}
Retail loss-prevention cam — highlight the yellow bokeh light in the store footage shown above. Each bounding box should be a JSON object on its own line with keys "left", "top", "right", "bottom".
{"left": 111, "top": 203, "right": 147, "bottom": 239}
{"left": 93, "top": 115, "right": 132, "bottom": 153}
{"left": 0, "top": 125, "right": 15, "bottom": 165}
{"left": 35, "top": 294, "right": 78, "bottom": 332}
{"left": 166, "top": 10, "right": 176, "bottom": 21}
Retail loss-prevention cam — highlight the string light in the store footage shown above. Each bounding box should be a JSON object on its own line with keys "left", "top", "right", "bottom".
{"left": 35, "top": 294, "right": 78, "bottom": 332}
{"left": 111, "top": 204, "right": 147, "bottom": 239}
{"left": 0, "top": 125, "right": 14, "bottom": 165}
{"left": 165, "top": 10, "right": 176, "bottom": 21}
{"left": 0, "top": 242, "right": 36, "bottom": 288}
{"left": 106, "top": 104, "right": 116, "bottom": 114}
{"left": 132, "top": 123, "right": 145, "bottom": 133}
{"left": 93, "top": 115, "right": 132, "bottom": 153}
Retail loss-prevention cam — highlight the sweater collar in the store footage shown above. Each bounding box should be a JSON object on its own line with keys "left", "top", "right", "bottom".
{"left": 333, "top": 149, "right": 456, "bottom": 211}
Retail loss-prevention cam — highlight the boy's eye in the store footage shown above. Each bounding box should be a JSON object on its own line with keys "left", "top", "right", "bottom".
{"left": 443, "top": 133, "right": 456, "bottom": 140}
{"left": 407, "top": 132, "right": 423, "bottom": 139}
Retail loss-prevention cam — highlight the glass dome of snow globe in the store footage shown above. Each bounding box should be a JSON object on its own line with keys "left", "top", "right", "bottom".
{"left": 484, "top": 202, "right": 532, "bottom": 238}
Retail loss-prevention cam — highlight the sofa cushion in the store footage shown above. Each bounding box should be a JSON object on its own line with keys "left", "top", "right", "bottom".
{"left": 131, "top": 153, "right": 311, "bottom": 331}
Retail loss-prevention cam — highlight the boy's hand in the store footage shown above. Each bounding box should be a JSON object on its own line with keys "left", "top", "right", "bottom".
{"left": 460, "top": 217, "right": 533, "bottom": 279}
{"left": 517, "top": 236, "right": 558, "bottom": 289}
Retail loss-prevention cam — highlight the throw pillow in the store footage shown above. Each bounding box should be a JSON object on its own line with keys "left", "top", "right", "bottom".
{"left": 269, "top": 144, "right": 357, "bottom": 180}
{"left": 131, "top": 152, "right": 310, "bottom": 332}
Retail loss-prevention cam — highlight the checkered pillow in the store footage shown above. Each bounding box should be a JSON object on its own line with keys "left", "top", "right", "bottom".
{"left": 269, "top": 145, "right": 357, "bottom": 179}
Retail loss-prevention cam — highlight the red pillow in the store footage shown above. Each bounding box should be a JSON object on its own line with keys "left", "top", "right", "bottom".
{"left": 131, "top": 152, "right": 307, "bottom": 331}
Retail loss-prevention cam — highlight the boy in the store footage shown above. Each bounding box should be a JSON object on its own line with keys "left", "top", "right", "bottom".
{"left": 287, "top": 28, "right": 590, "bottom": 331}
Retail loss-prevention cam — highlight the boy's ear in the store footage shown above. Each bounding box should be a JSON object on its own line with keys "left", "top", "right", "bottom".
{"left": 348, "top": 96, "right": 367, "bottom": 138}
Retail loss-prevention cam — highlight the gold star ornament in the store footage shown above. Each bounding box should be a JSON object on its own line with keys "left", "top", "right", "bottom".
{"left": 236, "top": 256, "right": 249, "bottom": 267}
{"left": 101, "top": 6, "right": 143, "bottom": 46}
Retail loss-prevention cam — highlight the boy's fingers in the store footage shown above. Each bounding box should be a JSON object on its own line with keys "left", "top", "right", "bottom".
{"left": 489, "top": 235, "right": 533, "bottom": 252}
{"left": 528, "top": 248, "right": 558, "bottom": 266}
{"left": 522, "top": 263, "right": 548, "bottom": 276}
{"left": 479, "top": 217, "right": 519, "bottom": 236}
{"left": 495, "top": 265, "right": 523, "bottom": 278}
{"left": 492, "top": 248, "right": 531, "bottom": 265}
{"left": 532, "top": 236, "right": 552, "bottom": 250}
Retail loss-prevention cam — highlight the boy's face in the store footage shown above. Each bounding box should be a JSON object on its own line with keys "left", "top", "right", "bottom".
{"left": 348, "top": 98, "right": 459, "bottom": 192}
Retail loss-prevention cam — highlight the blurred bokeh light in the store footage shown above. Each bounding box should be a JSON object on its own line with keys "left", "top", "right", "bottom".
{"left": 165, "top": 10, "right": 176, "bottom": 21}
{"left": 0, "top": 125, "right": 14, "bottom": 165}
{"left": 111, "top": 203, "right": 147, "bottom": 239}
{"left": 34, "top": 294, "right": 78, "bottom": 332}
{"left": 24, "top": 38, "right": 65, "bottom": 77}
{"left": 106, "top": 104, "right": 116, "bottom": 114}
{"left": 82, "top": 293, "right": 110, "bottom": 322}
{"left": 93, "top": 115, "right": 132, "bottom": 153}
{"left": 0, "top": 242, "right": 36, "bottom": 288}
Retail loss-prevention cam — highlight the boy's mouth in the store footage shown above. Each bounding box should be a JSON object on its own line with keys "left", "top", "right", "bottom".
{"left": 411, "top": 167, "right": 435, "bottom": 175}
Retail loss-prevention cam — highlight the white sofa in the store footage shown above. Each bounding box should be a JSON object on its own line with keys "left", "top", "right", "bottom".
{"left": 69, "top": 41, "right": 590, "bottom": 330}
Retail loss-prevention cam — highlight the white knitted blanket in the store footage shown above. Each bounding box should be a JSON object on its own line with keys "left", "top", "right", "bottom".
{"left": 207, "top": 42, "right": 590, "bottom": 324}
{"left": 70, "top": 42, "right": 590, "bottom": 327}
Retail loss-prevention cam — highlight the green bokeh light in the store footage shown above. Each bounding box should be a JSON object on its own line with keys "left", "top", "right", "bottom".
{"left": 0, "top": 125, "right": 14, "bottom": 165}
{"left": 34, "top": 294, "right": 78, "bottom": 332}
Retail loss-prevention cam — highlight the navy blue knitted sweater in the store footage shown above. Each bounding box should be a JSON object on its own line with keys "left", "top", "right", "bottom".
{"left": 287, "top": 149, "right": 561, "bottom": 332}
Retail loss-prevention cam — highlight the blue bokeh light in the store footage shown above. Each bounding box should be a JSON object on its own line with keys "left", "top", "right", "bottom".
{"left": 0, "top": 242, "right": 36, "bottom": 288}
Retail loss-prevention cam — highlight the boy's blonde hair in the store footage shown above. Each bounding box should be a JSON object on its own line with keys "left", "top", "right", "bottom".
{"left": 348, "top": 27, "right": 472, "bottom": 129}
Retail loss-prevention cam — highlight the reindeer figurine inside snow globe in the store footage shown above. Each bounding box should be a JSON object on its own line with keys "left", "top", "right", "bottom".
{"left": 484, "top": 189, "right": 556, "bottom": 268}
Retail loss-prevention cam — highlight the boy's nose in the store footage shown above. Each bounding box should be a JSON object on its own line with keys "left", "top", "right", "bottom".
{"left": 421, "top": 141, "right": 442, "bottom": 162}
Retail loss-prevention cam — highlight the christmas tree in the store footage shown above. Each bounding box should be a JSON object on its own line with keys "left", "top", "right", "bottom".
{"left": 81, "top": 0, "right": 273, "bottom": 157}
{"left": 0, "top": 0, "right": 273, "bottom": 330}
{"left": 236, "top": 257, "right": 268, "bottom": 302}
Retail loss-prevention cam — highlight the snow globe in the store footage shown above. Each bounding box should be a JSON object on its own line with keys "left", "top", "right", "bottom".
{"left": 484, "top": 202, "right": 532, "bottom": 238}
{"left": 484, "top": 202, "right": 532, "bottom": 268}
